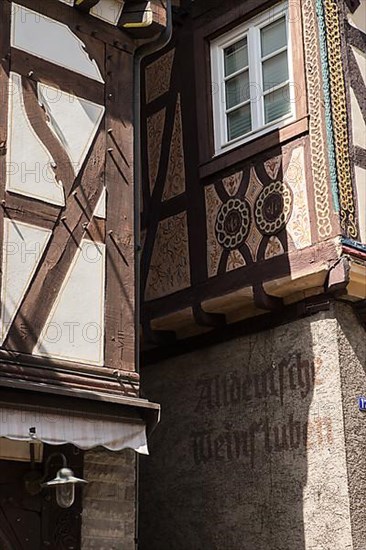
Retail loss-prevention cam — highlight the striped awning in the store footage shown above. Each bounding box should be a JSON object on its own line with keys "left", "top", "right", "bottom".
{"left": 0, "top": 406, "right": 149, "bottom": 454}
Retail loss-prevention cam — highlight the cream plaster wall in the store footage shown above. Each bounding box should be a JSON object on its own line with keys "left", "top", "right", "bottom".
{"left": 140, "top": 306, "right": 364, "bottom": 550}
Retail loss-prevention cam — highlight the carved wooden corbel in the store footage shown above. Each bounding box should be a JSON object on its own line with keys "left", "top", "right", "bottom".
{"left": 253, "top": 284, "right": 284, "bottom": 311}
{"left": 192, "top": 304, "right": 226, "bottom": 328}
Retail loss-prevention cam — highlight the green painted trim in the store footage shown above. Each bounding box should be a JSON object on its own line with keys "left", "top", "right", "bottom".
{"left": 315, "top": 0, "right": 340, "bottom": 212}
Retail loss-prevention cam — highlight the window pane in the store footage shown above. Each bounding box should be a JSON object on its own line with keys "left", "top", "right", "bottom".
{"left": 262, "top": 51, "right": 289, "bottom": 91}
{"left": 224, "top": 38, "right": 248, "bottom": 76}
{"left": 264, "top": 85, "right": 291, "bottom": 123}
{"left": 225, "top": 71, "right": 250, "bottom": 109}
{"left": 261, "top": 17, "right": 287, "bottom": 58}
{"left": 227, "top": 104, "right": 252, "bottom": 140}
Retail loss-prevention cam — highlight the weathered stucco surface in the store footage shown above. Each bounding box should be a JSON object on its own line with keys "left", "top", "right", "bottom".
{"left": 140, "top": 306, "right": 365, "bottom": 550}
{"left": 337, "top": 303, "right": 366, "bottom": 550}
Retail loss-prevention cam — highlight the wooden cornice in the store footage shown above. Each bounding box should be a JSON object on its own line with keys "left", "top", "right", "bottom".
{"left": 142, "top": 255, "right": 366, "bottom": 361}
{"left": 142, "top": 294, "right": 334, "bottom": 365}
{"left": 0, "top": 350, "right": 141, "bottom": 399}
{"left": 143, "top": 240, "right": 366, "bottom": 347}
{"left": 143, "top": 238, "right": 345, "bottom": 344}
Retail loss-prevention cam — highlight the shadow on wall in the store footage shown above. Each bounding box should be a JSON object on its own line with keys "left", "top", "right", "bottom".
{"left": 139, "top": 316, "right": 323, "bottom": 550}
{"left": 336, "top": 302, "right": 366, "bottom": 550}
{"left": 137, "top": 6, "right": 323, "bottom": 549}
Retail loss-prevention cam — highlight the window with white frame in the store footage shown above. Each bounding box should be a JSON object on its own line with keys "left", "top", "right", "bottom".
{"left": 210, "top": 2, "right": 294, "bottom": 154}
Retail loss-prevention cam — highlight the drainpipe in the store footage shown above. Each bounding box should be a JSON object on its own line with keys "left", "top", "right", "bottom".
{"left": 132, "top": 3, "right": 173, "bottom": 548}
{"left": 133, "top": 5, "right": 172, "bottom": 376}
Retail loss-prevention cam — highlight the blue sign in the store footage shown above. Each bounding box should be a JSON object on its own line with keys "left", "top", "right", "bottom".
{"left": 359, "top": 397, "right": 366, "bottom": 411}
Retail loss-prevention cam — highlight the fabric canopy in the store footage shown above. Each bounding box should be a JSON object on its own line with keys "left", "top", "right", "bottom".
{"left": 0, "top": 406, "right": 148, "bottom": 454}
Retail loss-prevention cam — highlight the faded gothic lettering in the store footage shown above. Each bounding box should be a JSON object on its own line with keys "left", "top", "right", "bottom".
{"left": 194, "top": 353, "right": 323, "bottom": 412}
{"left": 191, "top": 415, "right": 333, "bottom": 468}
{"left": 191, "top": 352, "right": 329, "bottom": 468}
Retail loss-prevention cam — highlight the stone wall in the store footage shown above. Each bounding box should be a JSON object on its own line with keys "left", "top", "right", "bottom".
{"left": 139, "top": 305, "right": 365, "bottom": 550}
{"left": 81, "top": 448, "right": 136, "bottom": 550}
{"left": 337, "top": 303, "right": 366, "bottom": 550}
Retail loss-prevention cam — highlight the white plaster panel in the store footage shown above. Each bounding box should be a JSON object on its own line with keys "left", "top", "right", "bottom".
{"left": 38, "top": 84, "right": 105, "bottom": 176}
{"left": 93, "top": 187, "right": 107, "bottom": 219}
{"left": 355, "top": 165, "right": 366, "bottom": 243}
{"left": 11, "top": 4, "right": 104, "bottom": 82}
{"left": 6, "top": 72, "right": 65, "bottom": 206}
{"left": 90, "top": 0, "right": 124, "bottom": 25}
{"left": 347, "top": 1, "right": 366, "bottom": 34}
{"left": 0, "top": 219, "right": 51, "bottom": 344}
{"left": 350, "top": 86, "right": 366, "bottom": 149}
{"left": 33, "top": 239, "right": 106, "bottom": 366}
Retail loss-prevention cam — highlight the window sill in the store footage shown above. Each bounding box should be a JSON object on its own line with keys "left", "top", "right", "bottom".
{"left": 199, "top": 115, "right": 309, "bottom": 181}
{"left": 214, "top": 113, "right": 296, "bottom": 157}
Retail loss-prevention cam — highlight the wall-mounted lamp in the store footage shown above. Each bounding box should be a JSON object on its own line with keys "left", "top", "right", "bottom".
{"left": 25, "top": 451, "right": 87, "bottom": 509}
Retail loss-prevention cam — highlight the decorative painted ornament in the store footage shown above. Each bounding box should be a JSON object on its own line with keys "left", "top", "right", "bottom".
{"left": 215, "top": 198, "right": 250, "bottom": 250}
{"left": 254, "top": 181, "right": 292, "bottom": 235}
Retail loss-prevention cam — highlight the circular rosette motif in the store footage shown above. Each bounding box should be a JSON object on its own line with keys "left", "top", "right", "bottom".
{"left": 215, "top": 198, "right": 250, "bottom": 250}
{"left": 254, "top": 181, "right": 292, "bottom": 235}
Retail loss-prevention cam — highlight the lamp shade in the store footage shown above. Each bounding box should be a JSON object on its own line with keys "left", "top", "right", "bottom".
{"left": 42, "top": 467, "right": 87, "bottom": 508}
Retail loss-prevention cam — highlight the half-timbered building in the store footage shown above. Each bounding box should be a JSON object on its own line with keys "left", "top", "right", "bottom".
{"left": 0, "top": 0, "right": 167, "bottom": 548}
{"left": 139, "top": 0, "right": 366, "bottom": 548}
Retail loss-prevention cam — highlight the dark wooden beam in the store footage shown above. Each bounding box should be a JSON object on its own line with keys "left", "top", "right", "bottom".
{"left": 143, "top": 239, "right": 341, "bottom": 320}
{"left": 21, "top": 76, "right": 76, "bottom": 196}
{"left": 354, "top": 146, "right": 366, "bottom": 170}
{"left": 192, "top": 304, "right": 226, "bottom": 328}
{"left": 345, "top": 0, "right": 361, "bottom": 13}
{"left": 104, "top": 46, "right": 136, "bottom": 373}
{"left": 0, "top": 386, "right": 160, "bottom": 433}
{"left": 143, "top": 320, "right": 177, "bottom": 346}
{"left": 74, "top": 0, "right": 100, "bottom": 10}
{"left": 347, "top": 22, "right": 366, "bottom": 52}
{"left": 141, "top": 86, "right": 180, "bottom": 295}
{"left": 253, "top": 284, "right": 283, "bottom": 311}
{"left": 348, "top": 49, "right": 366, "bottom": 123}
{"left": 0, "top": 361, "right": 138, "bottom": 397}
{"left": 11, "top": 48, "right": 105, "bottom": 105}
{"left": 0, "top": 348, "right": 139, "bottom": 381}
{"left": 3, "top": 127, "right": 106, "bottom": 354}
{"left": 2, "top": 194, "right": 59, "bottom": 230}
{"left": 325, "top": 257, "right": 350, "bottom": 294}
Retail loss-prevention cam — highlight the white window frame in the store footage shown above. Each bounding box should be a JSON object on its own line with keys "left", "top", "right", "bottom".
{"left": 210, "top": 2, "right": 296, "bottom": 156}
